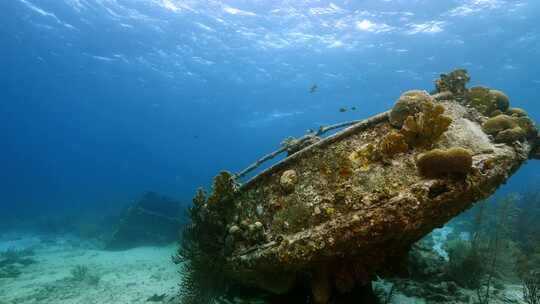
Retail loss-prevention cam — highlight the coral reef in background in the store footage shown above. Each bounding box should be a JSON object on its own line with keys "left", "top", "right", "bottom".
{"left": 105, "top": 191, "right": 184, "bottom": 250}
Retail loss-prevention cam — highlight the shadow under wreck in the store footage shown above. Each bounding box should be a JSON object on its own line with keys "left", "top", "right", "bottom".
{"left": 176, "top": 69, "right": 540, "bottom": 303}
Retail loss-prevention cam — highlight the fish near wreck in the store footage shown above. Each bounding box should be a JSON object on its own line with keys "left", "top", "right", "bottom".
{"left": 177, "top": 69, "right": 540, "bottom": 303}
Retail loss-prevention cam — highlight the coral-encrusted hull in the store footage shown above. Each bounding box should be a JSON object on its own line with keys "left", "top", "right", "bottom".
{"left": 222, "top": 99, "right": 534, "bottom": 294}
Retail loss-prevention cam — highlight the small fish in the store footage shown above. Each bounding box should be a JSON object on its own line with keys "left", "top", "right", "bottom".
{"left": 339, "top": 107, "right": 347, "bottom": 112}
{"left": 309, "top": 84, "right": 318, "bottom": 93}
{"left": 351, "top": 106, "right": 357, "bottom": 111}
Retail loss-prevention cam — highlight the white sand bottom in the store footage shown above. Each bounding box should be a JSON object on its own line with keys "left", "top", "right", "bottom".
{"left": 0, "top": 234, "right": 181, "bottom": 304}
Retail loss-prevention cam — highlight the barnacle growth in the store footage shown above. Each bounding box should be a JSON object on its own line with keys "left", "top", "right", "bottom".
{"left": 416, "top": 147, "right": 473, "bottom": 178}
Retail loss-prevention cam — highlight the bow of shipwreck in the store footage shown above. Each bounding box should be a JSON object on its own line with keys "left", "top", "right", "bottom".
{"left": 182, "top": 70, "right": 540, "bottom": 303}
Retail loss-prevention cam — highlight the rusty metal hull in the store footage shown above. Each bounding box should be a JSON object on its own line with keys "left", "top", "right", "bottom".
{"left": 222, "top": 100, "right": 533, "bottom": 293}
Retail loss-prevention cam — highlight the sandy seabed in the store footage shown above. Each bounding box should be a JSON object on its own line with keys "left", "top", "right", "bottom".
{"left": 0, "top": 234, "right": 180, "bottom": 304}
{"left": 0, "top": 230, "right": 528, "bottom": 304}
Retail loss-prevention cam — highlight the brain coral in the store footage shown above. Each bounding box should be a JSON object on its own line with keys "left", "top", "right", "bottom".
{"left": 466, "top": 87, "right": 509, "bottom": 116}
{"left": 482, "top": 114, "right": 517, "bottom": 135}
{"left": 416, "top": 147, "right": 473, "bottom": 178}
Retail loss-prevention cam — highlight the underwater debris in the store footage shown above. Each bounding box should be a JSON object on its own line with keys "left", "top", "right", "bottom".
{"left": 180, "top": 69, "right": 540, "bottom": 303}
{"left": 105, "top": 191, "right": 184, "bottom": 250}
{"left": 416, "top": 148, "right": 473, "bottom": 178}
{"left": 281, "top": 135, "right": 321, "bottom": 156}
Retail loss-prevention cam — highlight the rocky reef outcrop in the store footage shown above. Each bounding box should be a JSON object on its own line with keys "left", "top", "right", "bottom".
{"left": 106, "top": 192, "right": 184, "bottom": 250}
{"left": 179, "top": 70, "right": 540, "bottom": 303}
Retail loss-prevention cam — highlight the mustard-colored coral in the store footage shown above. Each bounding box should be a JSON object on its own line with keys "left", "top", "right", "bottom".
{"left": 349, "top": 143, "right": 378, "bottom": 171}
{"left": 495, "top": 127, "right": 526, "bottom": 144}
{"left": 400, "top": 101, "right": 452, "bottom": 148}
{"left": 416, "top": 148, "right": 473, "bottom": 178}
{"left": 349, "top": 131, "right": 409, "bottom": 170}
{"left": 482, "top": 114, "right": 517, "bottom": 135}
{"left": 280, "top": 169, "right": 298, "bottom": 193}
{"left": 389, "top": 90, "right": 433, "bottom": 128}
{"left": 379, "top": 131, "right": 409, "bottom": 157}
{"left": 435, "top": 69, "right": 470, "bottom": 95}
{"left": 466, "top": 86, "right": 509, "bottom": 116}
{"left": 490, "top": 90, "right": 510, "bottom": 112}
{"left": 482, "top": 114, "right": 537, "bottom": 144}
{"left": 515, "top": 116, "right": 539, "bottom": 139}
{"left": 507, "top": 107, "right": 528, "bottom": 117}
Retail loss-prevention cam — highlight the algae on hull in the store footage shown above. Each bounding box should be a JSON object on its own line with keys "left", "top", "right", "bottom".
{"left": 180, "top": 69, "right": 540, "bottom": 302}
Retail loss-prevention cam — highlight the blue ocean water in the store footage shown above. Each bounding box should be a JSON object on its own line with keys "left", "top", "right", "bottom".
{"left": 3, "top": 0, "right": 539, "bottom": 218}
{"left": 2, "top": 1, "right": 540, "bottom": 303}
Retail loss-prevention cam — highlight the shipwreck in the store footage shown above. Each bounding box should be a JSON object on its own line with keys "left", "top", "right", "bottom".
{"left": 178, "top": 70, "right": 540, "bottom": 303}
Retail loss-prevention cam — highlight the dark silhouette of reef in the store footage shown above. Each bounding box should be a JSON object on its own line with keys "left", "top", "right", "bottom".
{"left": 176, "top": 69, "right": 540, "bottom": 303}
{"left": 106, "top": 191, "right": 184, "bottom": 250}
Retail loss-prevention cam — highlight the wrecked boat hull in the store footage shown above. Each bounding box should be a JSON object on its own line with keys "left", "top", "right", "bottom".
{"left": 225, "top": 101, "right": 532, "bottom": 294}
{"left": 183, "top": 70, "right": 539, "bottom": 302}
